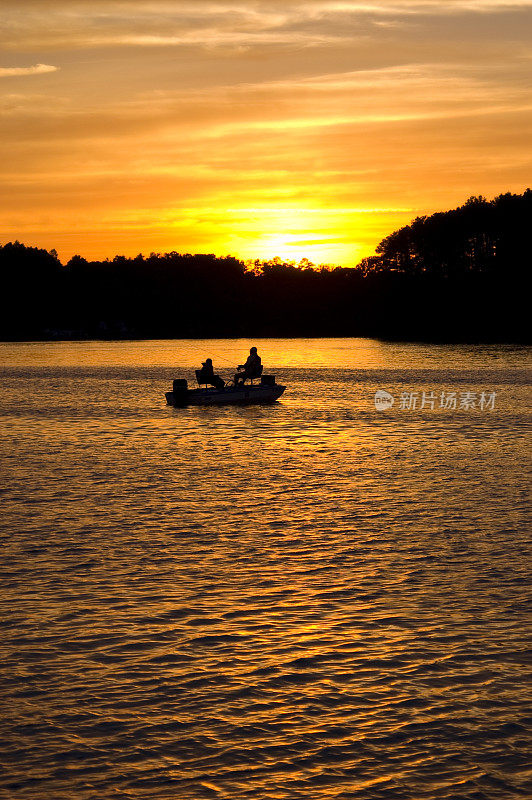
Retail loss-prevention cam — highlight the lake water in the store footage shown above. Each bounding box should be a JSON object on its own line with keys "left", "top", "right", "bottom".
{"left": 1, "top": 338, "right": 531, "bottom": 800}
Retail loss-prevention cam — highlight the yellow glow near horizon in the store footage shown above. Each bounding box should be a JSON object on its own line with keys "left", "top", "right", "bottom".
{"left": 1, "top": 1, "right": 531, "bottom": 266}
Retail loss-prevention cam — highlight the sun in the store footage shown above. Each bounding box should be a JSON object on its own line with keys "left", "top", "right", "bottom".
{"left": 258, "top": 232, "right": 315, "bottom": 264}
{"left": 224, "top": 206, "right": 359, "bottom": 266}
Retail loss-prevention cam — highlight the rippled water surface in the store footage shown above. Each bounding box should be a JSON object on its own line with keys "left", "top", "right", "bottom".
{"left": 1, "top": 338, "right": 531, "bottom": 800}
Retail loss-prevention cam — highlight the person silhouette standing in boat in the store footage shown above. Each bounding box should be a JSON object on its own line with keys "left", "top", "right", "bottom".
{"left": 196, "top": 358, "right": 225, "bottom": 390}
{"left": 234, "top": 347, "right": 262, "bottom": 386}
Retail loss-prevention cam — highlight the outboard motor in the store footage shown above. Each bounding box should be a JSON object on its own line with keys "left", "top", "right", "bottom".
{"left": 170, "top": 378, "right": 189, "bottom": 406}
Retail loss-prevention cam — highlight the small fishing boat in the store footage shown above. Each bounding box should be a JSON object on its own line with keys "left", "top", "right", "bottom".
{"left": 165, "top": 374, "right": 285, "bottom": 406}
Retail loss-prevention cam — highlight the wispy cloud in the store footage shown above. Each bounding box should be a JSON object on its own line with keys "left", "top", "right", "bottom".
{"left": 4, "top": 1, "right": 530, "bottom": 52}
{"left": 0, "top": 63, "right": 58, "bottom": 77}
{"left": 320, "top": 0, "right": 532, "bottom": 10}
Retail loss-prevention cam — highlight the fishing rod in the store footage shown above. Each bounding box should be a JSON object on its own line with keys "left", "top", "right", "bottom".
{"left": 177, "top": 340, "right": 254, "bottom": 369}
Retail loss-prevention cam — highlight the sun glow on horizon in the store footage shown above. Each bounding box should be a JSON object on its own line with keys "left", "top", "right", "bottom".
{"left": 1, "top": 1, "right": 531, "bottom": 266}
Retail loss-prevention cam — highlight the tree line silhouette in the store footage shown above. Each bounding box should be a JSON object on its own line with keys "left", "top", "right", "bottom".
{"left": 1, "top": 190, "right": 529, "bottom": 341}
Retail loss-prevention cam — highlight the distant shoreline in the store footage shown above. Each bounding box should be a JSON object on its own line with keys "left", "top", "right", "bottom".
{"left": 2, "top": 192, "right": 530, "bottom": 345}
{"left": 2, "top": 335, "right": 530, "bottom": 345}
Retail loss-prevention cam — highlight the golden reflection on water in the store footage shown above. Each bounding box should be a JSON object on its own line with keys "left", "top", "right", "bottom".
{"left": 1, "top": 337, "right": 528, "bottom": 370}
{"left": 0, "top": 339, "right": 531, "bottom": 799}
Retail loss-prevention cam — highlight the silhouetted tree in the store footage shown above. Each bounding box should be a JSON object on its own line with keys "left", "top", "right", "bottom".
{"left": 1, "top": 190, "right": 529, "bottom": 341}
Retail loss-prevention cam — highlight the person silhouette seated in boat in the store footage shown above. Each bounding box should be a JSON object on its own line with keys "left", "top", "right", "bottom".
{"left": 234, "top": 347, "right": 262, "bottom": 385}
{"left": 196, "top": 358, "right": 224, "bottom": 390}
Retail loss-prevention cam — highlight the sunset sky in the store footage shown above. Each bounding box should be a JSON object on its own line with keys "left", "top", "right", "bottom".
{"left": 1, "top": 0, "right": 531, "bottom": 266}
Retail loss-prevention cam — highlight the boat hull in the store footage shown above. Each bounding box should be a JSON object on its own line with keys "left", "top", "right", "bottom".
{"left": 166, "top": 384, "right": 285, "bottom": 406}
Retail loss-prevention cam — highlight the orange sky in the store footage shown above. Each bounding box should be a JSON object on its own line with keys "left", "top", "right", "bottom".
{"left": 1, "top": 0, "right": 531, "bottom": 266}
